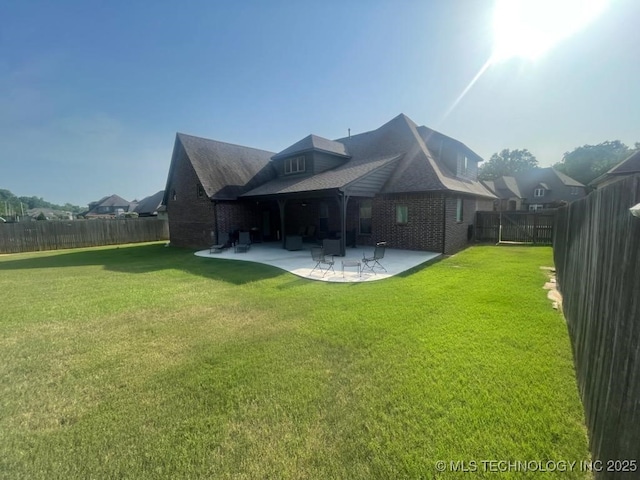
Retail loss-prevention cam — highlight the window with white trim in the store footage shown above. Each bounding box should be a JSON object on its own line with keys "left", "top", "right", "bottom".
{"left": 396, "top": 205, "right": 408, "bottom": 224}
{"left": 570, "top": 186, "right": 580, "bottom": 195}
{"left": 284, "top": 156, "right": 306, "bottom": 175}
{"left": 534, "top": 188, "right": 545, "bottom": 197}
{"left": 456, "top": 198, "right": 464, "bottom": 222}
{"left": 529, "top": 204, "right": 544, "bottom": 211}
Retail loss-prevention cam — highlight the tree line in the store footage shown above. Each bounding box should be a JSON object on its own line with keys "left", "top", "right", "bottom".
{"left": 0, "top": 189, "right": 82, "bottom": 217}
{"left": 479, "top": 140, "right": 640, "bottom": 185}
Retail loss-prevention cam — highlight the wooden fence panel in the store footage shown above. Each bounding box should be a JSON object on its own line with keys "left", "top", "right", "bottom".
{"left": 475, "top": 211, "right": 555, "bottom": 245}
{"left": 0, "top": 218, "right": 169, "bottom": 254}
{"left": 554, "top": 174, "right": 640, "bottom": 478}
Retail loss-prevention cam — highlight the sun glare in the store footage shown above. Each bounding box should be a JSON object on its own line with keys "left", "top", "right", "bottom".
{"left": 491, "top": 0, "right": 610, "bottom": 63}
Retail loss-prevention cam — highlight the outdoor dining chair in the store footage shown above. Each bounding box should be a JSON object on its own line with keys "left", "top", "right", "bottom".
{"left": 310, "top": 246, "right": 335, "bottom": 277}
{"left": 235, "top": 231, "right": 251, "bottom": 253}
{"left": 362, "top": 241, "right": 387, "bottom": 273}
{"left": 210, "top": 232, "right": 230, "bottom": 254}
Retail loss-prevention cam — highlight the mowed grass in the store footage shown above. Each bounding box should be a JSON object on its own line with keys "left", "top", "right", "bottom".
{"left": 0, "top": 243, "right": 589, "bottom": 479}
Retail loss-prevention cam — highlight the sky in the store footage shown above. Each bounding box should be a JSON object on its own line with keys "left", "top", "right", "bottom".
{"left": 1, "top": 0, "right": 638, "bottom": 207}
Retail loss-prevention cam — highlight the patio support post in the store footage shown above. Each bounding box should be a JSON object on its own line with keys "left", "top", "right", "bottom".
{"left": 338, "top": 193, "right": 350, "bottom": 256}
{"left": 212, "top": 200, "right": 218, "bottom": 244}
{"left": 278, "top": 199, "right": 287, "bottom": 249}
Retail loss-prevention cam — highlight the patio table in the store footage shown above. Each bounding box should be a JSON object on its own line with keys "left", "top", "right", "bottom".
{"left": 342, "top": 260, "right": 361, "bottom": 278}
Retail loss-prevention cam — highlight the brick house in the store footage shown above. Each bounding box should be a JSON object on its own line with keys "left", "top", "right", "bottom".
{"left": 163, "top": 114, "right": 495, "bottom": 254}
{"left": 83, "top": 194, "right": 135, "bottom": 218}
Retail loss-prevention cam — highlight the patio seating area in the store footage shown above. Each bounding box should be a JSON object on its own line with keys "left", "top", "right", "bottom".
{"left": 195, "top": 242, "right": 441, "bottom": 282}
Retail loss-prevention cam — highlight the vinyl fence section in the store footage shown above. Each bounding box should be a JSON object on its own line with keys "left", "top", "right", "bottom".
{"left": 0, "top": 218, "right": 169, "bottom": 253}
{"left": 554, "top": 174, "right": 640, "bottom": 478}
{"left": 475, "top": 211, "right": 555, "bottom": 244}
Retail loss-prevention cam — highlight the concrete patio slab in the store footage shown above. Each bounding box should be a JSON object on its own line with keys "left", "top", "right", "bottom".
{"left": 195, "top": 242, "right": 441, "bottom": 283}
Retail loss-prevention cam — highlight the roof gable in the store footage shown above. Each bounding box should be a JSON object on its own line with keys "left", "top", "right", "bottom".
{"left": 608, "top": 150, "right": 640, "bottom": 175}
{"left": 134, "top": 191, "right": 164, "bottom": 215}
{"left": 171, "top": 133, "right": 276, "bottom": 201}
{"left": 590, "top": 150, "right": 640, "bottom": 186}
{"left": 272, "top": 134, "right": 350, "bottom": 160}
{"left": 349, "top": 114, "right": 494, "bottom": 197}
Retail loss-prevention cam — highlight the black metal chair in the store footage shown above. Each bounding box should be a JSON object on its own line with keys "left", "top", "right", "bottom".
{"left": 235, "top": 231, "right": 251, "bottom": 253}
{"left": 362, "top": 242, "right": 387, "bottom": 273}
{"left": 210, "top": 232, "right": 230, "bottom": 254}
{"left": 310, "top": 246, "right": 335, "bottom": 277}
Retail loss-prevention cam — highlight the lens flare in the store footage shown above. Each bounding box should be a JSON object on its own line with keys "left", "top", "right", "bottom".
{"left": 492, "top": 0, "right": 610, "bottom": 63}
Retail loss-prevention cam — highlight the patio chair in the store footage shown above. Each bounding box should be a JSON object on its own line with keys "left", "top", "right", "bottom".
{"left": 362, "top": 242, "right": 387, "bottom": 274}
{"left": 210, "top": 232, "right": 230, "bottom": 254}
{"left": 310, "top": 246, "right": 335, "bottom": 277}
{"left": 235, "top": 231, "right": 251, "bottom": 253}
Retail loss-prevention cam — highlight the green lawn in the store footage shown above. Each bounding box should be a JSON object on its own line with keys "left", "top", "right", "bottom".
{"left": 0, "top": 244, "right": 589, "bottom": 479}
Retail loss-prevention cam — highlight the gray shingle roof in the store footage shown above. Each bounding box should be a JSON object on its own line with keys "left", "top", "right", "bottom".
{"left": 483, "top": 176, "right": 522, "bottom": 198}
{"left": 335, "top": 114, "right": 494, "bottom": 197}
{"left": 551, "top": 168, "right": 584, "bottom": 187}
{"left": 510, "top": 167, "right": 585, "bottom": 203}
{"left": 242, "top": 154, "right": 402, "bottom": 197}
{"left": 590, "top": 150, "right": 640, "bottom": 186}
{"left": 95, "top": 194, "right": 131, "bottom": 207}
{"left": 606, "top": 150, "right": 640, "bottom": 175}
{"left": 272, "top": 134, "right": 350, "bottom": 160}
{"left": 134, "top": 191, "right": 164, "bottom": 215}
{"left": 176, "top": 133, "right": 276, "bottom": 200}
{"left": 170, "top": 114, "right": 496, "bottom": 203}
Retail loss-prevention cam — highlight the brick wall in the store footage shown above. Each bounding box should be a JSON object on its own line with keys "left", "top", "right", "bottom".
{"left": 166, "top": 146, "right": 216, "bottom": 248}
{"left": 216, "top": 202, "right": 262, "bottom": 237}
{"left": 443, "top": 196, "right": 477, "bottom": 254}
{"left": 166, "top": 146, "right": 261, "bottom": 248}
{"left": 372, "top": 193, "right": 445, "bottom": 252}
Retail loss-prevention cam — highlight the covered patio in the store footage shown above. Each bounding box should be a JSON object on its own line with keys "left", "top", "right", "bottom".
{"left": 195, "top": 242, "right": 440, "bottom": 283}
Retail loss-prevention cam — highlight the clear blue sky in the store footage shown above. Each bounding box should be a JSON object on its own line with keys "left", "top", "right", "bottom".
{"left": 1, "top": 0, "right": 638, "bottom": 207}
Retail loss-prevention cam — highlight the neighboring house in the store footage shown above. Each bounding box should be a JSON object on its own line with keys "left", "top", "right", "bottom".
{"left": 84, "top": 194, "right": 135, "bottom": 218}
{"left": 483, "top": 167, "right": 586, "bottom": 211}
{"left": 26, "top": 208, "right": 73, "bottom": 220}
{"left": 481, "top": 176, "right": 523, "bottom": 211}
{"left": 163, "top": 113, "right": 495, "bottom": 254}
{"left": 134, "top": 191, "right": 164, "bottom": 217}
{"left": 590, "top": 150, "right": 640, "bottom": 188}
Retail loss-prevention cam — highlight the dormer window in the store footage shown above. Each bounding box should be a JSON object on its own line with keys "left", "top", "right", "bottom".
{"left": 534, "top": 188, "right": 545, "bottom": 197}
{"left": 284, "top": 156, "right": 306, "bottom": 175}
{"left": 456, "top": 152, "right": 470, "bottom": 177}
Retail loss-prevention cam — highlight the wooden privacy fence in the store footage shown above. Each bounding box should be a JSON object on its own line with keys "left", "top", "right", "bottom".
{"left": 475, "top": 211, "right": 555, "bottom": 244}
{"left": 0, "top": 218, "right": 169, "bottom": 254}
{"left": 554, "top": 174, "right": 640, "bottom": 478}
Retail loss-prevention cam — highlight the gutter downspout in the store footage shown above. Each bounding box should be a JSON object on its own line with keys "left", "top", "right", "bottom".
{"left": 213, "top": 200, "right": 218, "bottom": 244}
{"left": 441, "top": 194, "right": 447, "bottom": 254}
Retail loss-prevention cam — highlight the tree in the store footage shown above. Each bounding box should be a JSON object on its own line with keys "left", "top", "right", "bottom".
{"left": 478, "top": 149, "right": 538, "bottom": 180}
{"left": 553, "top": 140, "right": 638, "bottom": 186}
